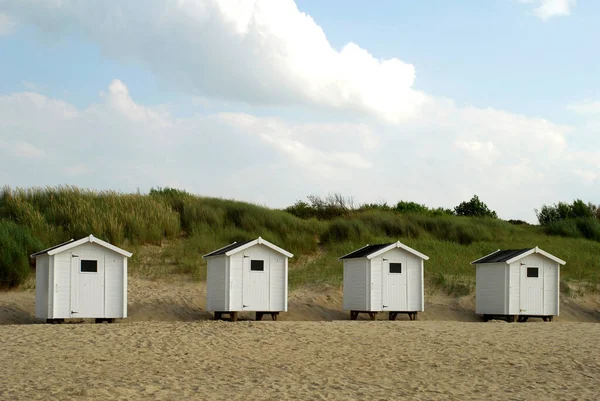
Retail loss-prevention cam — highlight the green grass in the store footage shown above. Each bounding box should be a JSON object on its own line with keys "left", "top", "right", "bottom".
{"left": 2, "top": 186, "right": 600, "bottom": 295}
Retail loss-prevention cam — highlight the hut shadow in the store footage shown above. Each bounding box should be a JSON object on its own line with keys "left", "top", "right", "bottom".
{"left": 127, "top": 302, "right": 213, "bottom": 322}
{"left": 0, "top": 305, "right": 36, "bottom": 325}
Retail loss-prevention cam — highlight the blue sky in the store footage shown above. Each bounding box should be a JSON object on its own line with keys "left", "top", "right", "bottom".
{"left": 0, "top": 0, "right": 598, "bottom": 221}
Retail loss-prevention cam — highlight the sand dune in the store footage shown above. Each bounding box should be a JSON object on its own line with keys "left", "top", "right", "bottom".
{"left": 1, "top": 277, "right": 599, "bottom": 324}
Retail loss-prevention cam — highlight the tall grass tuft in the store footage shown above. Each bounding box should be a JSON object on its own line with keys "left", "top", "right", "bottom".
{"left": 0, "top": 221, "right": 43, "bottom": 288}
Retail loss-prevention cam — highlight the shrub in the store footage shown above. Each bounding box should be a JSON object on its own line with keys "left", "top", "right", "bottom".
{"left": 321, "top": 219, "right": 369, "bottom": 244}
{"left": 0, "top": 221, "right": 43, "bottom": 288}
{"left": 454, "top": 195, "right": 497, "bottom": 218}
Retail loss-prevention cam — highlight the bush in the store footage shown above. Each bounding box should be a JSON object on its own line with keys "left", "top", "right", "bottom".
{"left": 454, "top": 195, "right": 497, "bottom": 218}
{"left": 0, "top": 221, "right": 43, "bottom": 288}
{"left": 357, "top": 211, "right": 422, "bottom": 239}
{"left": 536, "top": 199, "right": 597, "bottom": 225}
{"left": 321, "top": 219, "right": 369, "bottom": 244}
{"left": 1, "top": 186, "right": 181, "bottom": 246}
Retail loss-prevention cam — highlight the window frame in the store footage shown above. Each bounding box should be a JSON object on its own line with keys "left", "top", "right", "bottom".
{"left": 80, "top": 259, "right": 98, "bottom": 273}
{"left": 250, "top": 260, "right": 265, "bottom": 272}
{"left": 526, "top": 267, "right": 539, "bottom": 278}
{"left": 389, "top": 262, "right": 402, "bottom": 274}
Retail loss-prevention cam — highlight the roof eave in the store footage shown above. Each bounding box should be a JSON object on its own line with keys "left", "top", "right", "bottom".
{"left": 470, "top": 249, "right": 501, "bottom": 265}
{"left": 44, "top": 235, "right": 132, "bottom": 258}
{"left": 367, "top": 241, "right": 429, "bottom": 261}
{"left": 338, "top": 244, "right": 371, "bottom": 261}
{"left": 225, "top": 237, "right": 294, "bottom": 258}
{"left": 505, "top": 247, "right": 566, "bottom": 265}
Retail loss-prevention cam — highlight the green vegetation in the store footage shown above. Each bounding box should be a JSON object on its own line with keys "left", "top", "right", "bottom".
{"left": 1, "top": 186, "right": 599, "bottom": 296}
{"left": 536, "top": 199, "right": 600, "bottom": 241}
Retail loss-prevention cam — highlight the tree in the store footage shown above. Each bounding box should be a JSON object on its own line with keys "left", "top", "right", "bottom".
{"left": 454, "top": 195, "right": 497, "bottom": 218}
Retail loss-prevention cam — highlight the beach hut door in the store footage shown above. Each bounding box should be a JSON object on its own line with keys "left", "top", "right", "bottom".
{"left": 242, "top": 257, "right": 269, "bottom": 310}
{"left": 519, "top": 264, "right": 544, "bottom": 315}
{"left": 70, "top": 252, "right": 105, "bottom": 318}
{"left": 382, "top": 259, "right": 408, "bottom": 311}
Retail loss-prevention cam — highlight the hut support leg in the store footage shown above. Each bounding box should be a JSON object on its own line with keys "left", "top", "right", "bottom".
{"left": 256, "top": 312, "right": 263, "bottom": 321}
{"left": 230, "top": 312, "right": 238, "bottom": 322}
{"left": 214, "top": 312, "right": 221, "bottom": 320}
{"left": 389, "top": 312, "right": 398, "bottom": 321}
{"left": 271, "top": 312, "right": 279, "bottom": 321}
{"left": 350, "top": 311, "right": 358, "bottom": 320}
{"left": 409, "top": 312, "right": 418, "bottom": 321}
{"left": 368, "top": 312, "right": 377, "bottom": 321}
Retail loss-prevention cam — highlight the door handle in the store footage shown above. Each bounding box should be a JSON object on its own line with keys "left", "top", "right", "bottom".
{"left": 71, "top": 311, "right": 78, "bottom": 314}
{"left": 243, "top": 305, "right": 249, "bottom": 308}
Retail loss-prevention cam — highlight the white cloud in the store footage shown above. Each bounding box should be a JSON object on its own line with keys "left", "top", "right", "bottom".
{"left": 567, "top": 101, "right": 600, "bottom": 116}
{"left": 0, "top": 0, "right": 425, "bottom": 123}
{"left": 10, "top": 141, "right": 46, "bottom": 159}
{"left": 0, "top": 80, "right": 595, "bottom": 222}
{"left": 64, "top": 164, "right": 90, "bottom": 177}
{"left": 0, "top": 1, "right": 595, "bottom": 221}
{"left": 573, "top": 169, "right": 598, "bottom": 183}
{"left": 0, "top": 81, "right": 374, "bottom": 198}
{"left": 0, "top": 12, "right": 14, "bottom": 35}
{"left": 518, "top": 0, "right": 576, "bottom": 20}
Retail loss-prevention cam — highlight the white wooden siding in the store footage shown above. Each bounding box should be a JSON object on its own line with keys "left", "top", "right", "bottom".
{"left": 35, "top": 255, "right": 49, "bottom": 319}
{"left": 518, "top": 254, "right": 549, "bottom": 315}
{"left": 207, "top": 244, "right": 289, "bottom": 313}
{"left": 370, "top": 248, "right": 424, "bottom": 312}
{"left": 122, "top": 257, "right": 128, "bottom": 318}
{"left": 544, "top": 262, "right": 559, "bottom": 316}
{"left": 475, "top": 264, "right": 507, "bottom": 314}
{"left": 53, "top": 251, "right": 72, "bottom": 318}
{"left": 47, "top": 255, "right": 54, "bottom": 318}
{"left": 369, "top": 259, "right": 382, "bottom": 311}
{"left": 407, "top": 258, "right": 423, "bottom": 312}
{"left": 343, "top": 258, "right": 369, "bottom": 310}
{"left": 206, "top": 256, "right": 227, "bottom": 311}
{"left": 270, "top": 255, "right": 286, "bottom": 311}
{"left": 36, "top": 241, "right": 129, "bottom": 320}
{"left": 477, "top": 253, "right": 560, "bottom": 316}
{"left": 104, "top": 251, "right": 125, "bottom": 318}
{"left": 508, "top": 263, "right": 520, "bottom": 314}
{"left": 228, "top": 254, "right": 244, "bottom": 311}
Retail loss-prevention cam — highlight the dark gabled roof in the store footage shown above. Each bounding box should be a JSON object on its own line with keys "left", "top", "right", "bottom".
{"left": 30, "top": 239, "right": 75, "bottom": 258}
{"left": 339, "top": 243, "right": 394, "bottom": 260}
{"left": 473, "top": 248, "right": 533, "bottom": 264}
{"left": 203, "top": 239, "right": 255, "bottom": 258}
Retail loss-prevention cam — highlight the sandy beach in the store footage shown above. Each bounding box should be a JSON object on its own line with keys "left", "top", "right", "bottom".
{"left": 1, "top": 279, "right": 600, "bottom": 400}
{"left": 0, "top": 320, "right": 599, "bottom": 400}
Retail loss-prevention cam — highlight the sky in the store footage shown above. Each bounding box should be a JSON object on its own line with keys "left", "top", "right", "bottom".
{"left": 0, "top": 0, "right": 598, "bottom": 222}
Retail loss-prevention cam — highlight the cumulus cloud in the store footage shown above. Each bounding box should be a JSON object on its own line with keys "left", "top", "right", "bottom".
{"left": 0, "top": 1, "right": 595, "bottom": 221}
{"left": 0, "top": 12, "right": 14, "bottom": 35}
{"left": 518, "top": 0, "right": 576, "bottom": 20}
{"left": 1, "top": 80, "right": 594, "bottom": 221}
{"left": 0, "top": 80, "right": 375, "bottom": 202}
{"left": 0, "top": 0, "right": 425, "bottom": 123}
{"left": 567, "top": 101, "right": 600, "bottom": 116}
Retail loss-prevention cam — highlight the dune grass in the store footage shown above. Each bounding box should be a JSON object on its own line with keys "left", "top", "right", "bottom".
{"left": 1, "top": 186, "right": 600, "bottom": 295}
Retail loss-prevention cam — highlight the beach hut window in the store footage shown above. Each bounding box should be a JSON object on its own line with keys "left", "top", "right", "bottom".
{"left": 251, "top": 260, "right": 265, "bottom": 272}
{"left": 81, "top": 260, "right": 98, "bottom": 273}
{"left": 389, "top": 263, "right": 402, "bottom": 274}
{"left": 527, "top": 267, "right": 539, "bottom": 278}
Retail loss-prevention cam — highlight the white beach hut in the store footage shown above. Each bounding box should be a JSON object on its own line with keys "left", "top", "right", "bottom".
{"left": 202, "top": 237, "right": 293, "bottom": 321}
{"left": 31, "top": 234, "right": 132, "bottom": 323}
{"left": 472, "top": 247, "right": 565, "bottom": 322}
{"left": 340, "top": 241, "right": 429, "bottom": 321}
